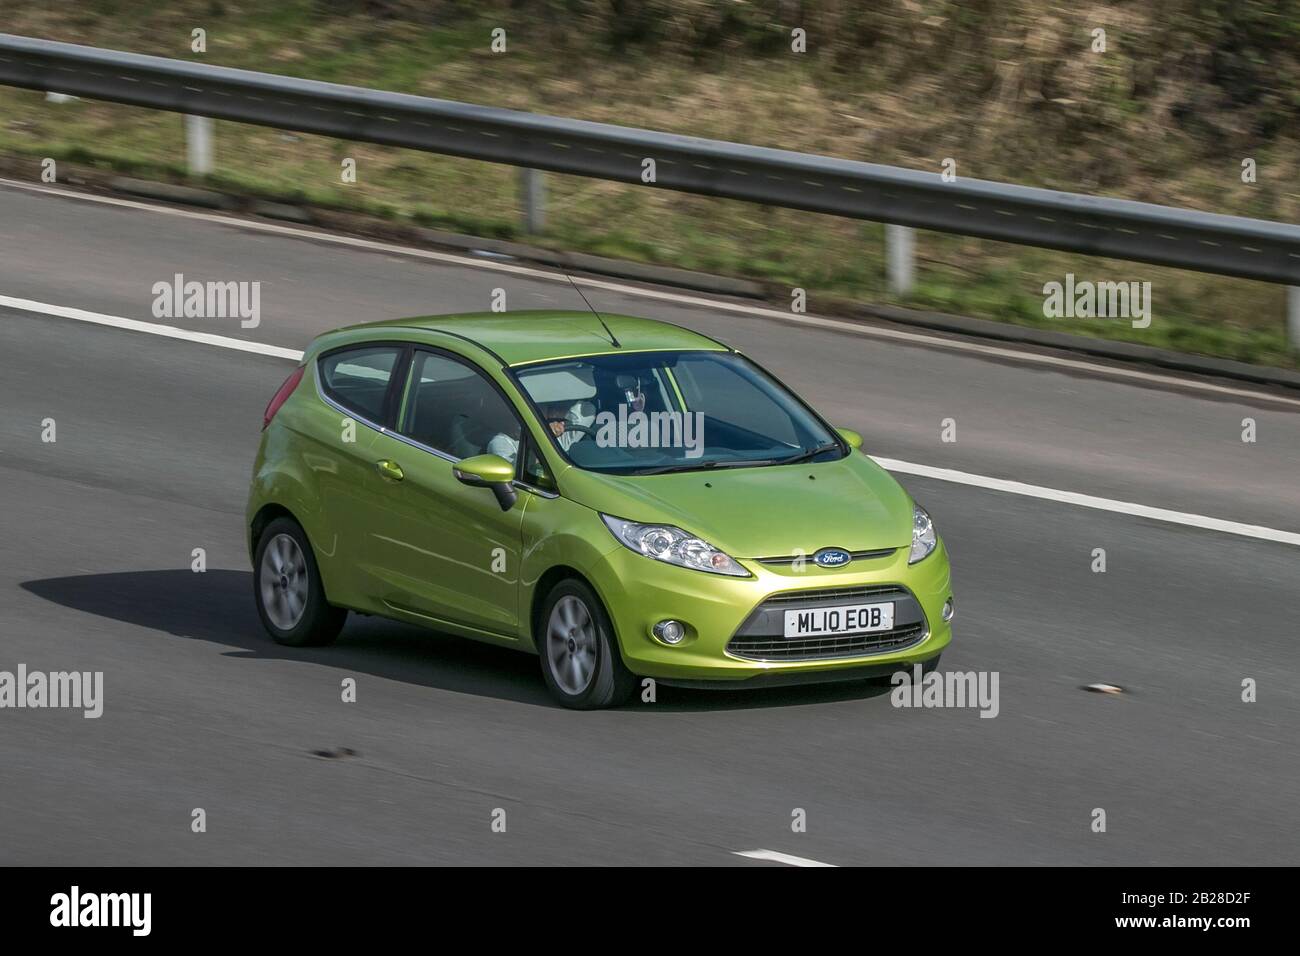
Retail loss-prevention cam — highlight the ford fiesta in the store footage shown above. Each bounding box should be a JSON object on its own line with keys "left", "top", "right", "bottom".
{"left": 246, "top": 311, "right": 954, "bottom": 708}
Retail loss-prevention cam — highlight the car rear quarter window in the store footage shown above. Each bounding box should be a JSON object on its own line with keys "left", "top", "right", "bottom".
{"left": 319, "top": 346, "right": 401, "bottom": 424}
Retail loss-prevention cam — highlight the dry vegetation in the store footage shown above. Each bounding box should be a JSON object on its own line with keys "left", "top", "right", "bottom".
{"left": 1, "top": 0, "right": 1297, "bottom": 364}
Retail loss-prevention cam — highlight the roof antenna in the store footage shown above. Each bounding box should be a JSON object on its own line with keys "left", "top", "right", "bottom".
{"left": 566, "top": 274, "right": 620, "bottom": 348}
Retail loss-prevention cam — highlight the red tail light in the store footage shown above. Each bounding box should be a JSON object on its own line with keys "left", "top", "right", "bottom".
{"left": 263, "top": 365, "right": 305, "bottom": 430}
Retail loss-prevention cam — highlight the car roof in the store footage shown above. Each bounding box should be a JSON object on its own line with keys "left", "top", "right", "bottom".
{"left": 331, "top": 310, "right": 732, "bottom": 367}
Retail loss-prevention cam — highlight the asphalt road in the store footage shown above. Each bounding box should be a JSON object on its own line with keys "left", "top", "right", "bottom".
{"left": 0, "top": 182, "right": 1296, "bottom": 865}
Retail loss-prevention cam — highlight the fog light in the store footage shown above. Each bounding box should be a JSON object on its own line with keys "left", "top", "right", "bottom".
{"left": 942, "top": 599, "right": 955, "bottom": 622}
{"left": 653, "top": 620, "right": 686, "bottom": 644}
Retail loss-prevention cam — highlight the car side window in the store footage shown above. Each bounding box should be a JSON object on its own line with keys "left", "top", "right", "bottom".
{"left": 400, "top": 351, "right": 523, "bottom": 462}
{"left": 319, "top": 346, "right": 402, "bottom": 424}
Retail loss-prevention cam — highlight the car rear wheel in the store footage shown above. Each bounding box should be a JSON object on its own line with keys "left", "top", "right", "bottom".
{"left": 254, "top": 516, "right": 346, "bottom": 647}
{"left": 537, "top": 579, "right": 636, "bottom": 709}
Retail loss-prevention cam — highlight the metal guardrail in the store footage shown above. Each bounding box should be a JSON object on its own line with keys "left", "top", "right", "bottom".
{"left": 2, "top": 33, "right": 1299, "bottom": 298}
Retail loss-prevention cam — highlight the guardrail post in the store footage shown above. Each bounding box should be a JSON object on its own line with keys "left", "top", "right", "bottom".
{"left": 185, "top": 114, "right": 213, "bottom": 177}
{"left": 886, "top": 224, "right": 915, "bottom": 296}
{"left": 519, "top": 167, "right": 545, "bottom": 234}
{"left": 1289, "top": 287, "right": 1300, "bottom": 350}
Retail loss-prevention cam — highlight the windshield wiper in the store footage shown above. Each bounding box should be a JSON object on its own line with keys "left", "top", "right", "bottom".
{"left": 628, "top": 446, "right": 839, "bottom": 475}
{"left": 775, "top": 442, "right": 842, "bottom": 466}
{"left": 628, "top": 457, "right": 782, "bottom": 475}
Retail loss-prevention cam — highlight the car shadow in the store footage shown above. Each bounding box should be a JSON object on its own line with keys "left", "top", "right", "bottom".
{"left": 20, "top": 569, "right": 550, "bottom": 706}
{"left": 20, "top": 569, "right": 895, "bottom": 712}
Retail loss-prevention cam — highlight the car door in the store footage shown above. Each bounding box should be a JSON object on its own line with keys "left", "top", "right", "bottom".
{"left": 310, "top": 342, "right": 408, "bottom": 609}
{"left": 363, "top": 347, "right": 527, "bottom": 642}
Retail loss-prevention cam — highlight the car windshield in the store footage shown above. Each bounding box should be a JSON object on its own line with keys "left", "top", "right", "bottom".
{"left": 512, "top": 350, "right": 843, "bottom": 475}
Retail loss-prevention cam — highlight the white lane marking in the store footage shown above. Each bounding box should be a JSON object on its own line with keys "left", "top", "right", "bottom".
{"left": 874, "top": 456, "right": 1300, "bottom": 547}
{"left": 734, "top": 849, "right": 837, "bottom": 867}
{"left": 4, "top": 294, "right": 1298, "bottom": 548}
{"left": 0, "top": 294, "right": 303, "bottom": 360}
{"left": 3, "top": 178, "right": 1297, "bottom": 409}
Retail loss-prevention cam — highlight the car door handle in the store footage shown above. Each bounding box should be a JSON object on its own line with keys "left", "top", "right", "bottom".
{"left": 375, "top": 459, "right": 404, "bottom": 481}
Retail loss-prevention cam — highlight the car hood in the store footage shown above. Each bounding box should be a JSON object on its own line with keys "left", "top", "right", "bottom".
{"left": 558, "top": 452, "right": 914, "bottom": 558}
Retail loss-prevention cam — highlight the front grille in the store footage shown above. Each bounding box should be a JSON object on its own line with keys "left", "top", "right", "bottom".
{"left": 726, "top": 584, "right": 928, "bottom": 663}
{"left": 755, "top": 549, "right": 896, "bottom": 567}
{"left": 760, "top": 584, "right": 908, "bottom": 606}
{"left": 728, "top": 623, "right": 925, "bottom": 661}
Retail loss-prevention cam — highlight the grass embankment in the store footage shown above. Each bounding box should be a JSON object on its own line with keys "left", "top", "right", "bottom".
{"left": 2, "top": 1, "right": 1297, "bottom": 366}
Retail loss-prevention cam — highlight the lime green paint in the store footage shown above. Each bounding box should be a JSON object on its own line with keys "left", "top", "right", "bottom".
{"left": 837, "top": 427, "right": 864, "bottom": 450}
{"left": 332, "top": 310, "right": 728, "bottom": 368}
{"left": 455, "top": 453, "right": 516, "bottom": 484}
{"left": 246, "top": 311, "right": 953, "bottom": 685}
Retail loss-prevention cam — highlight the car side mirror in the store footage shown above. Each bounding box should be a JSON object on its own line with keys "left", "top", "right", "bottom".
{"left": 836, "top": 427, "right": 864, "bottom": 450}
{"left": 453, "top": 454, "right": 518, "bottom": 510}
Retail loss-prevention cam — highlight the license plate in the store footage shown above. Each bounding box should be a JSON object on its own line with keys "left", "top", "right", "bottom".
{"left": 783, "top": 602, "right": 895, "bottom": 638}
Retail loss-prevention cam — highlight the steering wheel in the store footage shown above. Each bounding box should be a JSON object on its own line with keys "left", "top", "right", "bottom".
{"left": 547, "top": 418, "right": 598, "bottom": 439}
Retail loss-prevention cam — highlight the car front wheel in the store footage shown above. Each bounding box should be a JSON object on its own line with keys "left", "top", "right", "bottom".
{"left": 537, "top": 579, "right": 636, "bottom": 709}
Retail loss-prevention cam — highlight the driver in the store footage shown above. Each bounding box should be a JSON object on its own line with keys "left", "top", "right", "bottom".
{"left": 543, "top": 399, "right": 595, "bottom": 449}
{"left": 489, "top": 365, "right": 599, "bottom": 464}
{"left": 487, "top": 398, "right": 596, "bottom": 463}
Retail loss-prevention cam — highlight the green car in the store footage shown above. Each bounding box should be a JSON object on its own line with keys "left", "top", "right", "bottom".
{"left": 246, "top": 311, "right": 954, "bottom": 708}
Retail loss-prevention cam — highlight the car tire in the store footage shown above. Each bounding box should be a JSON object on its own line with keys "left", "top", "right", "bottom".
{"left": 537, "top": 578, "right": 636, "bottom": 710}
{"left": 253, "top": 516, "right": 347, "bottom": 647}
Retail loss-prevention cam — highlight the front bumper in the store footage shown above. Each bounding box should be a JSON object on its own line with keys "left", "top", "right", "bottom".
{"left": 586, "top": 539, "right": 954, "bottom": 684}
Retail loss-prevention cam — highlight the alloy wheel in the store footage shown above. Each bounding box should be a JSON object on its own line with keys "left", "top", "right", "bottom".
{"left": 259, "top": 532, "right": 309, "bottom": 630}
{"left": 546, "top": 595, "right": 597, "bottom": 695}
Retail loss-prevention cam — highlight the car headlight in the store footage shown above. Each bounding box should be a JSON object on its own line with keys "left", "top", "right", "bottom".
{"left": 909, "top": 502, "right": 937, "bottom": 564}
{"left": 600, "top": 515, "right": 749, "bottom": 577}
